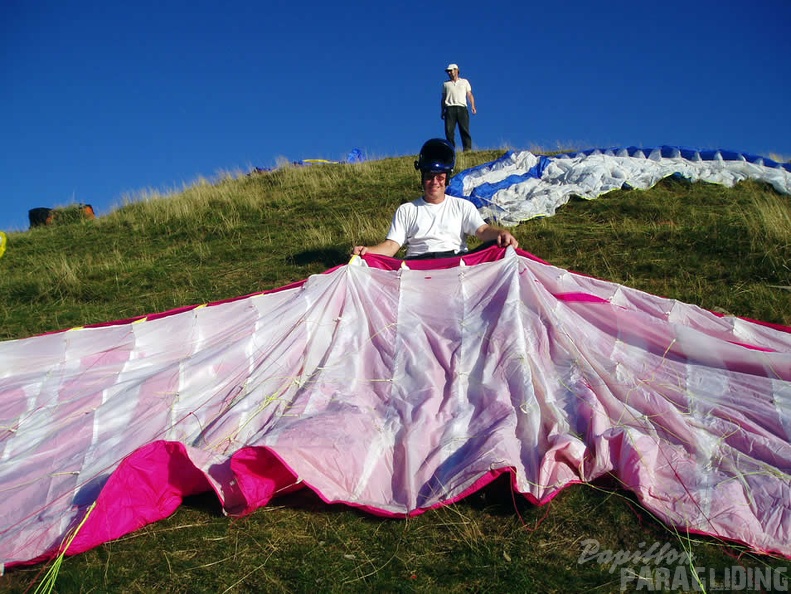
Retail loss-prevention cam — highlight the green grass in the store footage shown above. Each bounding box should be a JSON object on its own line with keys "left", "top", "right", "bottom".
{"left": 1, "top": 151, "right": 790, "bottom": 592}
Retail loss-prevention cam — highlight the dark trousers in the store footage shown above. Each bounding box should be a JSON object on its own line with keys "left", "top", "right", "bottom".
{"left": 444, "top": 106, "right": 472, "bottom": 151}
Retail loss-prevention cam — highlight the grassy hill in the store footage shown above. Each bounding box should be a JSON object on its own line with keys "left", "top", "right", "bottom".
{"left": 2, "top": 150, "right": 790, "bottom": 592}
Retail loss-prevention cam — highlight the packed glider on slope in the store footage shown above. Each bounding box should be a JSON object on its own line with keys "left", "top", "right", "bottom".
{"left": 0, "top": 246, "right": 790, "bottom": 568}
{"left": 448, "top": 146, "right": 791, "bottom": 225}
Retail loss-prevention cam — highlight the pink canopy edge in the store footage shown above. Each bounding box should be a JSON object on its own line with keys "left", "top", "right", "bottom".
{"left": 58, "top": 440, "right": 580, "bottom": 563}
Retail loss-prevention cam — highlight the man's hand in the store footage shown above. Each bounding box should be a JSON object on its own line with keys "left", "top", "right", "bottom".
{"left": 351, "top": 240, "right": 401, "bottom": 258}
{"left": 495, "top": 230, "right": 518, "bottom": 248}
{"left": 476, "top": 224, "right": 519, "bottom": 249}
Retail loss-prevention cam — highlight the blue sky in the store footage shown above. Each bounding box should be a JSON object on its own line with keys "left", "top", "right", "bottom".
{"left": 2, "top": 0, "right": 790, "bottom": 232}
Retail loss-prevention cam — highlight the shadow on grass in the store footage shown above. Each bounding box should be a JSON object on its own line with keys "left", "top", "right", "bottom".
{"left": 270, "top": 472, "right": 546, "bottom": 519}
{"left": 290, "top": 246, "right": 351, "bottom": 269}
{"left": 180, "top": 490, "right": 225, "bottom": 516}
{"left": 180, "top": 470, "right": 655, "bottom": 531}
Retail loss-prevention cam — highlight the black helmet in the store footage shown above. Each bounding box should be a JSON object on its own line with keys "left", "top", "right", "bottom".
{"left": 414, "top": 138, "right": 455, "bottom": 174}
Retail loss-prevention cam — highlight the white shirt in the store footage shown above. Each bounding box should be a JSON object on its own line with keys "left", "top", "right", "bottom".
{"left": 442, "top": 78, "right": 472, "bottom": 107}
{"left": 386, "top": 195, "right": 485, "bottom": 258}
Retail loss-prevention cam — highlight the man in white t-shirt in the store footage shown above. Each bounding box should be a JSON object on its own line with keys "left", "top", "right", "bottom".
{"left": 441, "top": 63, "right": 476, "bottom": 152}
{"left": 352, "top": 139, "right": 517, "bottom": 260}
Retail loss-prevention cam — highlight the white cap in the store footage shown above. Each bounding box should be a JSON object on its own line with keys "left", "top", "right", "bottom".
{"left": 445, "top": 63, "right": 459, "bottom": 71}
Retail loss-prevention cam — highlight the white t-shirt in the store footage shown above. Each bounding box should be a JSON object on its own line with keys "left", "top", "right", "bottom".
{"left": 442, "top": 78, "right": 472, "bottom": 107}
{"left": 386, "top": 195, "right": 485, "bottom": 258}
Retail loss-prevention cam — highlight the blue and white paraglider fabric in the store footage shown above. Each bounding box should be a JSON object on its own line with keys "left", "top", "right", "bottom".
{"left": 448, "top": 146, "right": 791, "bottom": 226}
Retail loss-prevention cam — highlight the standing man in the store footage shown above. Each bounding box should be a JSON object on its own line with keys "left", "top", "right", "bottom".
{"left": 441, "top": 63, "right": 476, "bottom": 152}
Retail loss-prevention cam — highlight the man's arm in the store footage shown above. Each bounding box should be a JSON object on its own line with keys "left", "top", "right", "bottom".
{"left": 475, "top": 224, "right": 517, "bottom": 248}
{"left": 352, "top": 239, "right": 401, "bottom": 257}
{"left": 467, "top": 89, "right": 476, "bottom": 115}
{"left": 441, "top": 87, "right": 447, "bottom": 119}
